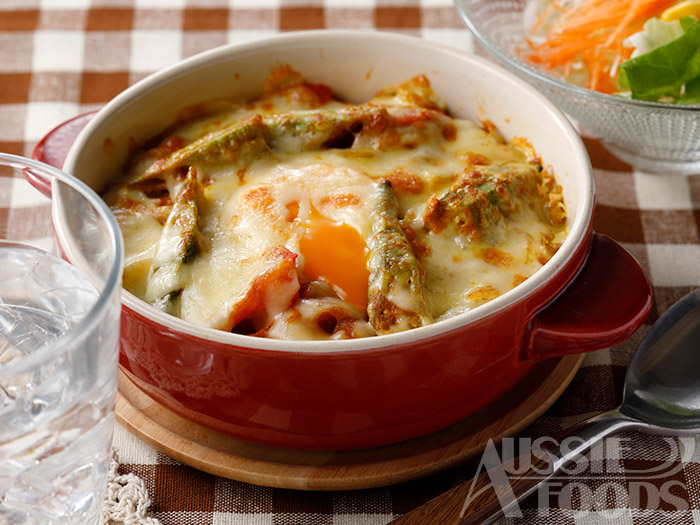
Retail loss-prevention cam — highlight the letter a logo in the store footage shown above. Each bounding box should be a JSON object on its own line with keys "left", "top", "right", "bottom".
{"left": 460, "top": 439, "right": 524, "bottom": 520}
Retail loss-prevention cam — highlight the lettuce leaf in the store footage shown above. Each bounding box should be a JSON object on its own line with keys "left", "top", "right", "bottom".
{"left": 619, "top": 16, "right": 700, "bottom": 102}
{"left": 624, "top": 17, "right": 684, "bottom": 58}
{"left": 679, "top": 76, "right": 700, "bottom": 103}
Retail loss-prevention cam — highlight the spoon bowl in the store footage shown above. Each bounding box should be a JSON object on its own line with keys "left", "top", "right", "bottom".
{"left": 622, "top": 289, "right": 700, "bottom": 431}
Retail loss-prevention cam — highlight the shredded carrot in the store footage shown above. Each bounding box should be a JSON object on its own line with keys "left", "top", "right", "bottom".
{"left": 530, "top": 1, "right": 566, "bottom": 34}
{"left": 526, "top": 0, "right": 677, "bottom": 93}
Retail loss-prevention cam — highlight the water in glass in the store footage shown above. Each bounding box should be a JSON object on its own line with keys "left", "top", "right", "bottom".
{"left": 0, "top": 243, "right": 119, "bottom": 524}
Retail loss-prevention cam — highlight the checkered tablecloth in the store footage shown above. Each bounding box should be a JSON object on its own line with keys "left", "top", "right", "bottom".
{"left": 2, "top": 2, "right": 700, "bottom": 524}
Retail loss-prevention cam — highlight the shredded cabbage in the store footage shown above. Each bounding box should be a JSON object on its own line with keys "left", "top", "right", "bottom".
{"left": 624, "top": 17, "right": 685, "bottom": 58}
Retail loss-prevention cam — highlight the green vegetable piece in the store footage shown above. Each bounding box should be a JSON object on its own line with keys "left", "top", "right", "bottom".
{"left": 139, "top": 105, "right": 391, "bottom": 181}
{"left": 619, "top": 16, "right": 700, "bottom": 102}
{"left": 140, "top": 114, "right": 270, "bottom": 180}
{"left": 152, "top": 290, "right": 182, "bottom": 316}
{"left": 680, "top": 75, "right": 700, "bottom": 103}
{"left": 424, "top": 165, "right": 541, "bottom": 244}
{"left": 265, "top": 105, "right": 390, "bottom": 151}
{"left": 145, "top": 167, "right": 205, "bottom": 315}
{"left": 367, "top": 179, "right": 432, "bottom": 335}
{"left": 624, "top": 18, "right": 684, "bottom": 58}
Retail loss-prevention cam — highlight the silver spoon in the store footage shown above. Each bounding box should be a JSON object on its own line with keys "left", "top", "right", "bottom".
{"left": 390, "top": 289, "right": 700, "bottom": 525}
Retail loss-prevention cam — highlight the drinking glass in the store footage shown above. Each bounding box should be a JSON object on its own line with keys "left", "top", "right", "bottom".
{"left": 0, "top": 153, "right": 123, "bottom": 524}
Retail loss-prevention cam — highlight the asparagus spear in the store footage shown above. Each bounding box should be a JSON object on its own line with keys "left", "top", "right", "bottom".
{"left": 423, "top": 165, "right": 542, "bottom": 244}
{"left": 265, "top": 105, "right": 391, "bottom": 151}
{"left": 367, "top": 179, "right": 432, "bottom": 335}
{"left": 138, "top": 105, "right": 393, "bottom": 180}
{"left": 144, "top": 166, "right": 205, "bottom": 315}
{"left": 139, "top": 114, "right": 270, "bottom": 180}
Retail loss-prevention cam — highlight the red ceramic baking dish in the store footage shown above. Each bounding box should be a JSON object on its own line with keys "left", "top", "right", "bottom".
{"left": 57, "top": 31, "right": 651, "bottom": 450}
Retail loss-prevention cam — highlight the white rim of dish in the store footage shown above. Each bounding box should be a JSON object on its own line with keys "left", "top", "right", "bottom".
{"left": 65, "top": 30, "right": 593, "bottom": 354}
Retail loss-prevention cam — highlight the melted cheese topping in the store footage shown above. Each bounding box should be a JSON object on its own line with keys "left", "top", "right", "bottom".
{"left": 104, "top": 68, "right": 567, "bottom": 340}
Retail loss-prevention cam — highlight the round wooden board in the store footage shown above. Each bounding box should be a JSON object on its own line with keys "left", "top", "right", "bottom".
{"left": 116, "top": 353, "right": 584, "bottom": 491}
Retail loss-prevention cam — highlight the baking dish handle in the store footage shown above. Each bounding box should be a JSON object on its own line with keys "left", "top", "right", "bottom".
{"left": 527, "top": 233, "right": 653, "bottom": 361}
{"left": 28, "top": 111, "right": 98, "bottom": 197}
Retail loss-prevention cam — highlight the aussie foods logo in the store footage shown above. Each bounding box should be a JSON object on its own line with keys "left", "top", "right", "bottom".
{"left": 461, "top": 436, "right": 694, "bottom": 521}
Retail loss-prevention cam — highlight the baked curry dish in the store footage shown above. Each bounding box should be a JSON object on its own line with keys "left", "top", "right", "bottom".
{"left": 104, "top": 66, "right": 567, "bottom": 340}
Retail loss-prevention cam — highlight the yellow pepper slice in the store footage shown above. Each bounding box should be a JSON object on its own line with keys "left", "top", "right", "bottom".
{"left": 661, "top": 0, "right": 700, "bottom": 21}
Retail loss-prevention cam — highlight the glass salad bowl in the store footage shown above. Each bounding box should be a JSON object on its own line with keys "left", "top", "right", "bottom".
{"left": 455, "top": 0, "right": 700, "bottom": 175}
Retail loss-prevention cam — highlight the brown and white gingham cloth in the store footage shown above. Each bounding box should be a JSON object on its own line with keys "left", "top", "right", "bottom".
{"left": 2, "top": 2, "right": 700, "bottom": 524}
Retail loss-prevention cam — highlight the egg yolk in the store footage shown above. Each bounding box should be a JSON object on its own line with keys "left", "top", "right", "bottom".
{"left": 299, "top": 207, "right": 370, "bottom": 309}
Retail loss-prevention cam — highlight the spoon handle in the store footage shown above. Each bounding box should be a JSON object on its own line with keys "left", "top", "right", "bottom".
{"left": 389, "top": 409, "right": 641, "bottom": 525}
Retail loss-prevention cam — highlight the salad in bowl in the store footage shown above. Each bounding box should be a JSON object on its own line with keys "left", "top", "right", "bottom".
{"left": 524, "top": 0, "right": 700, "bottom": 104}
{"left": 455, "top": 0, "right": 700, "bottom": 174}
